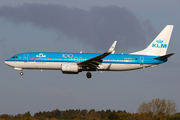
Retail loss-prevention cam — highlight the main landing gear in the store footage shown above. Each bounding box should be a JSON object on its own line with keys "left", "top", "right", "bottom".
{"left": 20, "top": 71, "right": 24, "bottom": 76}
{"left": 86, "top": 71, "right": 92, "bottom": 79}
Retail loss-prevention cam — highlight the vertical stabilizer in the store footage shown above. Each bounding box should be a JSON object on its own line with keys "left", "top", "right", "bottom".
{"left": 131, "top": 25, "right": 174, "bottom": 56}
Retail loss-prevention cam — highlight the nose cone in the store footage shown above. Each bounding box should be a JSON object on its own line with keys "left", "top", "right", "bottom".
{"left": 4, "top": 60, "right": 10, "bottom": 65}
{"left": 4, "top": 59, "right": 12, "bottom": 67}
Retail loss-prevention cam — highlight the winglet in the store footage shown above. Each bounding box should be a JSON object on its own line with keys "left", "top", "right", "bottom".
{"left": 107, "top": 41, "right": 117, "bottom": 53}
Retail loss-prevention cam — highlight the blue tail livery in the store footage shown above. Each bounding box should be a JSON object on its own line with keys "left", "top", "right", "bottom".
{"left": 5, "top": 25, "right": 174, "bottom": 78}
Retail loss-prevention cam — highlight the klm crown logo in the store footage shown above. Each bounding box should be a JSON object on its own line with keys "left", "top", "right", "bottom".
{"left": 152, "top": 39, "right": 167, "bottom": 48}
{"left": 65, "top": 65, "right": 70, "bottom": 69}
{"left": 156, "top": 39, "right": 163, "bottom": 43}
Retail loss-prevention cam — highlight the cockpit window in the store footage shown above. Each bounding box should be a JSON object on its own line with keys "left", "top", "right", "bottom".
{"left": 12, "top": 56, "right": 18, "bottom": 59}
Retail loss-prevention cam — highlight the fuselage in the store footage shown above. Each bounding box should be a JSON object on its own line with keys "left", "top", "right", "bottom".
{"left": 4, "top": 52, "right": 166, "bottom": 71}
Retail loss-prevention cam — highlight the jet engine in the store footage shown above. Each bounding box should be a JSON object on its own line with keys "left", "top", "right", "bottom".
{"left": 61, "top": 63, "right": 79, "bottom": 74}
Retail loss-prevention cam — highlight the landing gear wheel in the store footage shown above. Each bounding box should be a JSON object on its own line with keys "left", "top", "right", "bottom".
{"left": 86, "top": 71, "right": 92, "bottom": 79}
{"left": 20, "top": 72, "right": 24, "bottom": 76}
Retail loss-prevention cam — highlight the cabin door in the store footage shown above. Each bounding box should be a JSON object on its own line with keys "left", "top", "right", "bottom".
{"left": 140, "top": 57, "right": 144, "bottom": 65}
{"left": 23, "top": 54, "right": 28, "bottom": 62}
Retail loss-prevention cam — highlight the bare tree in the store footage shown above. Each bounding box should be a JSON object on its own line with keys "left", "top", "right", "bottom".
{"left": 138, "top": 98, "right": 177, "bottom": 119}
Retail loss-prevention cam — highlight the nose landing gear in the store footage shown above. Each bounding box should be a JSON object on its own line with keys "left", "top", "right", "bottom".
{"left": 20, "top": 71, "right": 24, "bottom": 76}
{"left": 86, "top": 71, "right": 92, "bottom": 79}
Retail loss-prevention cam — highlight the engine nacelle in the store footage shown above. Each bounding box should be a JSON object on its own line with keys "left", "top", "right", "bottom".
{"left": 61, "top": 63, "right": 79, "bottom": 74}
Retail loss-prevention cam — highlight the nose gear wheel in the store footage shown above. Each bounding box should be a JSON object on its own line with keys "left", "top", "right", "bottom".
{"left": 20, "top": 72, "right": 24, "bottom": 76}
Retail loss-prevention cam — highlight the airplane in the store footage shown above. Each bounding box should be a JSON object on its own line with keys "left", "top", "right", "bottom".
{"left": 5, "top": 25, "right": 174, "bottom": 78}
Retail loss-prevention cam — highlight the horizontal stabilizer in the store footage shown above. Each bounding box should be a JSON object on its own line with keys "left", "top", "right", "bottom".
{"left": 154, "top": 53, "right": 175, "bottom": 60}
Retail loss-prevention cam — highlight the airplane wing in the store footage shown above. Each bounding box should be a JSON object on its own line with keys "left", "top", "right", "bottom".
{"left": 78, "top": 41, "right": 117, "bottom": 69}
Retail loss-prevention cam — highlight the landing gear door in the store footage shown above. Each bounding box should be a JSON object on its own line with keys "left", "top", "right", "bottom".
{"left": 23, "top": 54, "right": 28, "bottom": 62}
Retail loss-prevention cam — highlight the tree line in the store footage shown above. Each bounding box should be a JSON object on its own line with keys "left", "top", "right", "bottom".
{"left": 0, "top": 98, "right": 180, "bottom": 120}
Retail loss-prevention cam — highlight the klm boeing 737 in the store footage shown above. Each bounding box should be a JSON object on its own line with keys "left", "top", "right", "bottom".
{"left": 5, "top": 25, "right": 174, "bottom": 78}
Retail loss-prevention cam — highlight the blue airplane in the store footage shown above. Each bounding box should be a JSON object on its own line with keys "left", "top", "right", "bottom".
{"left": 5, "top": 25, "right": 174, "bottom": 78}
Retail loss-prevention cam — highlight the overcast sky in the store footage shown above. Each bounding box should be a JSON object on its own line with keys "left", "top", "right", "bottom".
{"left": 0, "top": 0, "right": 180, "bottom": 115}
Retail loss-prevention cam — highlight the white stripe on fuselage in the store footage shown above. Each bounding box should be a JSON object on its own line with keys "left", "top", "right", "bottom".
{"left": 4, "top": 61, "right": 155, "bottom": 71}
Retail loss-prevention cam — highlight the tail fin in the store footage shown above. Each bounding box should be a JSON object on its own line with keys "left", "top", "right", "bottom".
{"left": 131, "top": 25, "right": 174, "bottom": 56}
